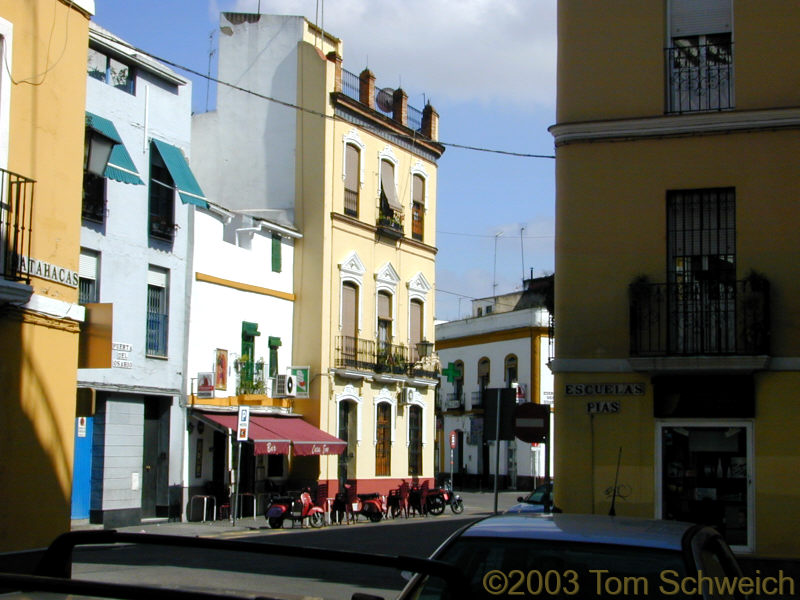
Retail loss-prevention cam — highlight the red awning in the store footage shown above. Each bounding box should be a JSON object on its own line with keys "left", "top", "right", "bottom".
{"left": 199, "top": 413, "right": 345, "bottom": 456}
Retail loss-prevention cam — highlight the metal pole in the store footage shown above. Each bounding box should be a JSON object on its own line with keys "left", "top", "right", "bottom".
{"left": 450, "top": 447, "right": 454, "bottom": 491}
{"left": 233, "top": 442, "right": 242, "bottom": 526}
{"left": 493, "top": 391, "right": 501, "bottom": 514}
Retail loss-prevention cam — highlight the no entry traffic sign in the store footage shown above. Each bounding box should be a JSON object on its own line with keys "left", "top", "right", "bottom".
{"left": 513, "top": 402, "right": 550, "bottom": 444}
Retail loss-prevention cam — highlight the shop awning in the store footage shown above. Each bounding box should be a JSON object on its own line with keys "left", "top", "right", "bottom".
{"left": 200, "top": 413, "right": 346, "bottom": 456}
{"left": 151, "top": 138, "right": 208, "bottom": 208}
{"left": 85, "top": 111, "right": 144, "bottom": 185}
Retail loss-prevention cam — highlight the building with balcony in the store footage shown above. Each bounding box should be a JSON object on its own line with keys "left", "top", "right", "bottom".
{"left": 74, "top": 23, "right": 205, "bottom": 528}
{"left": 435, "top": 276, "right": 552, "bottom": 490}
{"left": 550, "top": 0, "right": 800, "bottom": 556}
{"left": 192, "top": 13, "right": 443, "bottom": 497}
{"left": 0, "top": 0, "right": 94, "bottom": 552}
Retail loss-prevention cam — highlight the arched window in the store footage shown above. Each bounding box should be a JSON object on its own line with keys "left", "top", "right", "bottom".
{"left": 411, "top": 174, "right": 425, "bottom": 241}
{"left": 478, "top": 358, "right": 490, "bottom": 390}
{"left": 375, "top": 403, "right": 392, "bottom": 476}
{"left": 505, "top": 354, "right": 518, "bottom": 387}
{"left": 377, "top": 290, "right": 393, "bottom": 355}
{"left": 344, "top": 143, "right": 360, "bottom": 217}
{"left": 454, "top": 360, "right": 465, "bottom": 405}
{"left": 408, "top": 405, "right": 422, "bottom": 475}
{"left": 340, "top": 281, "right": 359, "bottom": 366}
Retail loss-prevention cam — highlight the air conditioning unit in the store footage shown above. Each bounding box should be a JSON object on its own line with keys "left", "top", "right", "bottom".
{"left": 274, "top": 374, "right": 297, "bottom": 398}
{"left": 399, "top": 388, "right": 415, "bottom": 405}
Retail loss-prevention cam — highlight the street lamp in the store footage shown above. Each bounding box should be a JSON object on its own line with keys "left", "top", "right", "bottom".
{"left": 416, "top": 339, "right": 434, "bottom": 361}
{"left": 84, "top": 130, "right": 115, "bottom": 177}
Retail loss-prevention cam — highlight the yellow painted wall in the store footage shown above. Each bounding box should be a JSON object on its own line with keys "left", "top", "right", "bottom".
{"left": 0, "top": 0, "right": 90, "bottom": 551}
{"left": 555, "top": 129, "right": 800, "bottom": 360}
{"left": 558, "top": 1, "right": 800, "bottom": 123}
{"left": 752, "top": 372, "right": 800, "bottom": 557}
{"left": 290, "top": 35, "right": 438, "bottom": 487}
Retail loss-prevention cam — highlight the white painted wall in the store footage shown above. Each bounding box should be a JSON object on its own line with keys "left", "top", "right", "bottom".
{"left": 192, "top": 14, "right": 305, "bottom": 218}
{"left": 79, "top": 25, "right": 195, "bottom": 521}
{"left": 436, "top": 307, "right": 553, "bottom": 482}
{"left": 186, "top": 208, "right": 295, "bottom": 397}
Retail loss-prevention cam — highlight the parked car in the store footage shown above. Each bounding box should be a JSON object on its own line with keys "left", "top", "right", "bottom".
{"left": 505, "top": 482, "right": 553, "bottom": 514}
{"left": 398, "top": 513, "right": 747, "bottom": 599}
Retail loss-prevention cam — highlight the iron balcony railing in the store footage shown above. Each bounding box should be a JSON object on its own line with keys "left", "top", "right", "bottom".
{"left": 343, "top": 188, "right": 358, "bottom": 217}
{"left": 0, "top": 168, "right": 35, "bottom": 282}
{"left": 334, "top": 336, "right": 438, "bottom": 379}
{"left": 444, "top": 392, "right": 463, "bottom": 410}
{"left": 666, "top": 40, "right": 733, "bottom": 114}
{"left": 335, "top": 335, "right": 376, "bottom": 371}
{"left": 629, "top": 277, "right": 770, "bottom": 357}
{"left": 340, "top": 68, "right": 425, "bottom": 132}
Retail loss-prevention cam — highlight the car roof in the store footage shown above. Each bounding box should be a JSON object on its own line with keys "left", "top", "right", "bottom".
{"left": 458, "top": 513, "right": 696, "bottom": 551}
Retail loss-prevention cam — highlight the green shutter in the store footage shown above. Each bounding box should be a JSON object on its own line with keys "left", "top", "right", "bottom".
{"left": 271, "top": 233, "right": 282, "bottom": 273}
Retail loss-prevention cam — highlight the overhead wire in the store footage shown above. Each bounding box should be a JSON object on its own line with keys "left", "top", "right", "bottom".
{"left": 89, "top": 28, "right": 555, "bottom": 160}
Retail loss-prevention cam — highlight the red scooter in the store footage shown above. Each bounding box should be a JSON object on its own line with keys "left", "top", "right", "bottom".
{"left": 265, "top": 489, "right": 325, "bottom": 529}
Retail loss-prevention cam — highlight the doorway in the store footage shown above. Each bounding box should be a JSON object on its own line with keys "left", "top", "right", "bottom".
{"left": 658, "top": 422, "right": 752, "bottom": 551}
{"left": 142, "top": 397, "right": 169, "bottom": 518}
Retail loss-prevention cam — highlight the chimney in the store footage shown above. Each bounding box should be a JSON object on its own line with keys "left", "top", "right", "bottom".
{"left": 359, "top": 69, "right": 376, "bottom": 109}
{"left": 422, "top": 103, "right": 439, "bottom": 141}
{"left": 392, "top": 88, "right": 408, "bottom": 127}
{"left": 327, "top": 52, "right": 343, "bottom": 93}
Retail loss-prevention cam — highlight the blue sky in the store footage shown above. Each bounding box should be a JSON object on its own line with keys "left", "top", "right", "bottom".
{"left": 92, "top": 0, "right": 557, "bottom": 321}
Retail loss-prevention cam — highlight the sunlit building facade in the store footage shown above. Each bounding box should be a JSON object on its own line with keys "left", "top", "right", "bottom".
{"left": 551, "top": 0, "right": 800, "bottom": 556}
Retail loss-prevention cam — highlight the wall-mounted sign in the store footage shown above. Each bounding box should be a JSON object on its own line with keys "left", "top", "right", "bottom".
{"left": 112, "top": 342, "right": 133, "bottom": 369}
{"left": 197, "top": 372, "right": 214, "bottom": 398}
{"left": 566, "top": 383, "right": 645, "bottom": 396}
{"left": 237, "top": 406, "right": 250, "bottom": 442}
{"left": 17, "top": 255, "right": 79, "bottom": 287}
{"left": 289, "top": 366, "right": 310, "bottom": 398}
{"left": 215, "top": 349, "right": 228, "bottom": 390}
{"left": 587, "top": 400, "right": 621, "bottom": 414}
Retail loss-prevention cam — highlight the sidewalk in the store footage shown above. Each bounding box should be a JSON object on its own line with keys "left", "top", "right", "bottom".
{"left": 71, "top": 489, "right": 522, "bottom": 537}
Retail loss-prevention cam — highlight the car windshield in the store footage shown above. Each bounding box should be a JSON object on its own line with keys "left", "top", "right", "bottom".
{"left": 411, "top": 537, "right": 688, "bottom": 599}
{"left": 524, "top": 485, "right": 550, "bottom": 503}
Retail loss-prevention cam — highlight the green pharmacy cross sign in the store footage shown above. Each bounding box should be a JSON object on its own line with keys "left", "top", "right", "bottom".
{"left": 442, "top": 362, "right": 462, "bottom": 383}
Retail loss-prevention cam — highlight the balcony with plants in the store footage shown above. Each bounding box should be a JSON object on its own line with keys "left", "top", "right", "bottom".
{"left": 334, "top": 336, "right": 439, "bottom": 380}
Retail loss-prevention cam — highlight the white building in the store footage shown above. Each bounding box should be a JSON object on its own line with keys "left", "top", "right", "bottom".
{"left": 435, "top": 276, "right": 553, "bottom": 490}
{"left": 182, "top": 201, "right": 302, "bottom": 515}
{"left": 75, "top": 23, "right": 204, "bottom": 526}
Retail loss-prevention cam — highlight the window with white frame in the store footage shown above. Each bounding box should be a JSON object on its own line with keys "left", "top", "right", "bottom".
{"left": 411, "top": 174, "right": 425, "bottom": 241}
{"left": 78, "top": 248, "right": 100, "bottom": 304}
{"left": 344, "top": 143, "right": 360, "bottom": 217}
{"left": 146, "top": 266, "right": 169, "bottom": 357}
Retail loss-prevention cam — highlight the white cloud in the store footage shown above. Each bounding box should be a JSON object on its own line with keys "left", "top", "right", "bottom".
{"left": 225, "top": 0, "right": 557, "bottom": 111}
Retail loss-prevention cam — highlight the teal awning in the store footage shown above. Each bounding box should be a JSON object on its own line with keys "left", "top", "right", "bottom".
{"left": 85, "top": 111, "right": 144, "bottom": 185}
{"left": 151, "top": 138, "right": 208, "bottom": 208}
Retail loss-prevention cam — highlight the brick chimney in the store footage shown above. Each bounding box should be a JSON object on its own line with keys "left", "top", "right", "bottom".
{"left": 327, "top": 52, "right": 343, "bottom": 93}
{"left": 359, "top": 69, "right": 376, "bottom": 109}
{"left": 392, "top": 88, "right": 408, "bottom": 127}
{"left": 422, "top": 103, "right": 439, "bottom": 141}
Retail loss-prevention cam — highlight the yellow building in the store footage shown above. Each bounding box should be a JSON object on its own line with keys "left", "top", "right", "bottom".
{"left": 293, "top": 31, "right": 445, "bottom": 498}
{"left": 551, "top": 0, "right": 800, "bottom": 556}
{"left": 193, "top": 14, "right": 443, "bottom": 500}
{"left": 0, "top": 0, "right": 94, "bottom": 551}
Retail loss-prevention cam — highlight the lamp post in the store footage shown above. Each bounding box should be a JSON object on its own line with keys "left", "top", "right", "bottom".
{"left": 416, "top": 339, "right": 433, "bottom": 361}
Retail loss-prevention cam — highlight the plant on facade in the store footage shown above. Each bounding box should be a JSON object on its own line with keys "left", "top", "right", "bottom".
{"left": 235, "top": 356, "right": 267, "bottom": 395}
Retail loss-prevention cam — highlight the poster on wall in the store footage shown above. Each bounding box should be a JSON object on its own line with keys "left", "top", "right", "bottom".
{"left": 197, "top": 372, "right": 214, "bottom": 398}
{"left": 289, "top": 366, "right": 310, "bottom": 398}
{"left": 215, "top": 349, "right": 228, "bottom": 390}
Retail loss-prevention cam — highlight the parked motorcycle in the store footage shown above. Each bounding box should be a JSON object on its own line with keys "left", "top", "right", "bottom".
{"left": 265, "top": 489, "right": 325, "bottom": 529}
{"left": 427, "top": 480, "right": 464, "bottom": 515}
{"left": 352, "top": 492, "right": 386, "bottom": 522}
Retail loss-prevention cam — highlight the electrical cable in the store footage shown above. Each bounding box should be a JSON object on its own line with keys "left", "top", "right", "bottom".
{"left": 89, "top": 28, "right": 556, "bottom": 160}
{"left": 8, "top": 0, "right": 75, "bottom": 87}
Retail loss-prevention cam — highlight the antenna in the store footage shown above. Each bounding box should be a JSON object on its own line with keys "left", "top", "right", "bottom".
{"left": 520, "top": 225, "right": 526, "bottom": 283}
{"left": 205, "top": 29, "right": 216, "bottom": 112}
{"left": 493, "top": 232, "right": 503, "bottom": 297}
{"left": 609, "top": 446, "right": 622, "bottom": 516}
